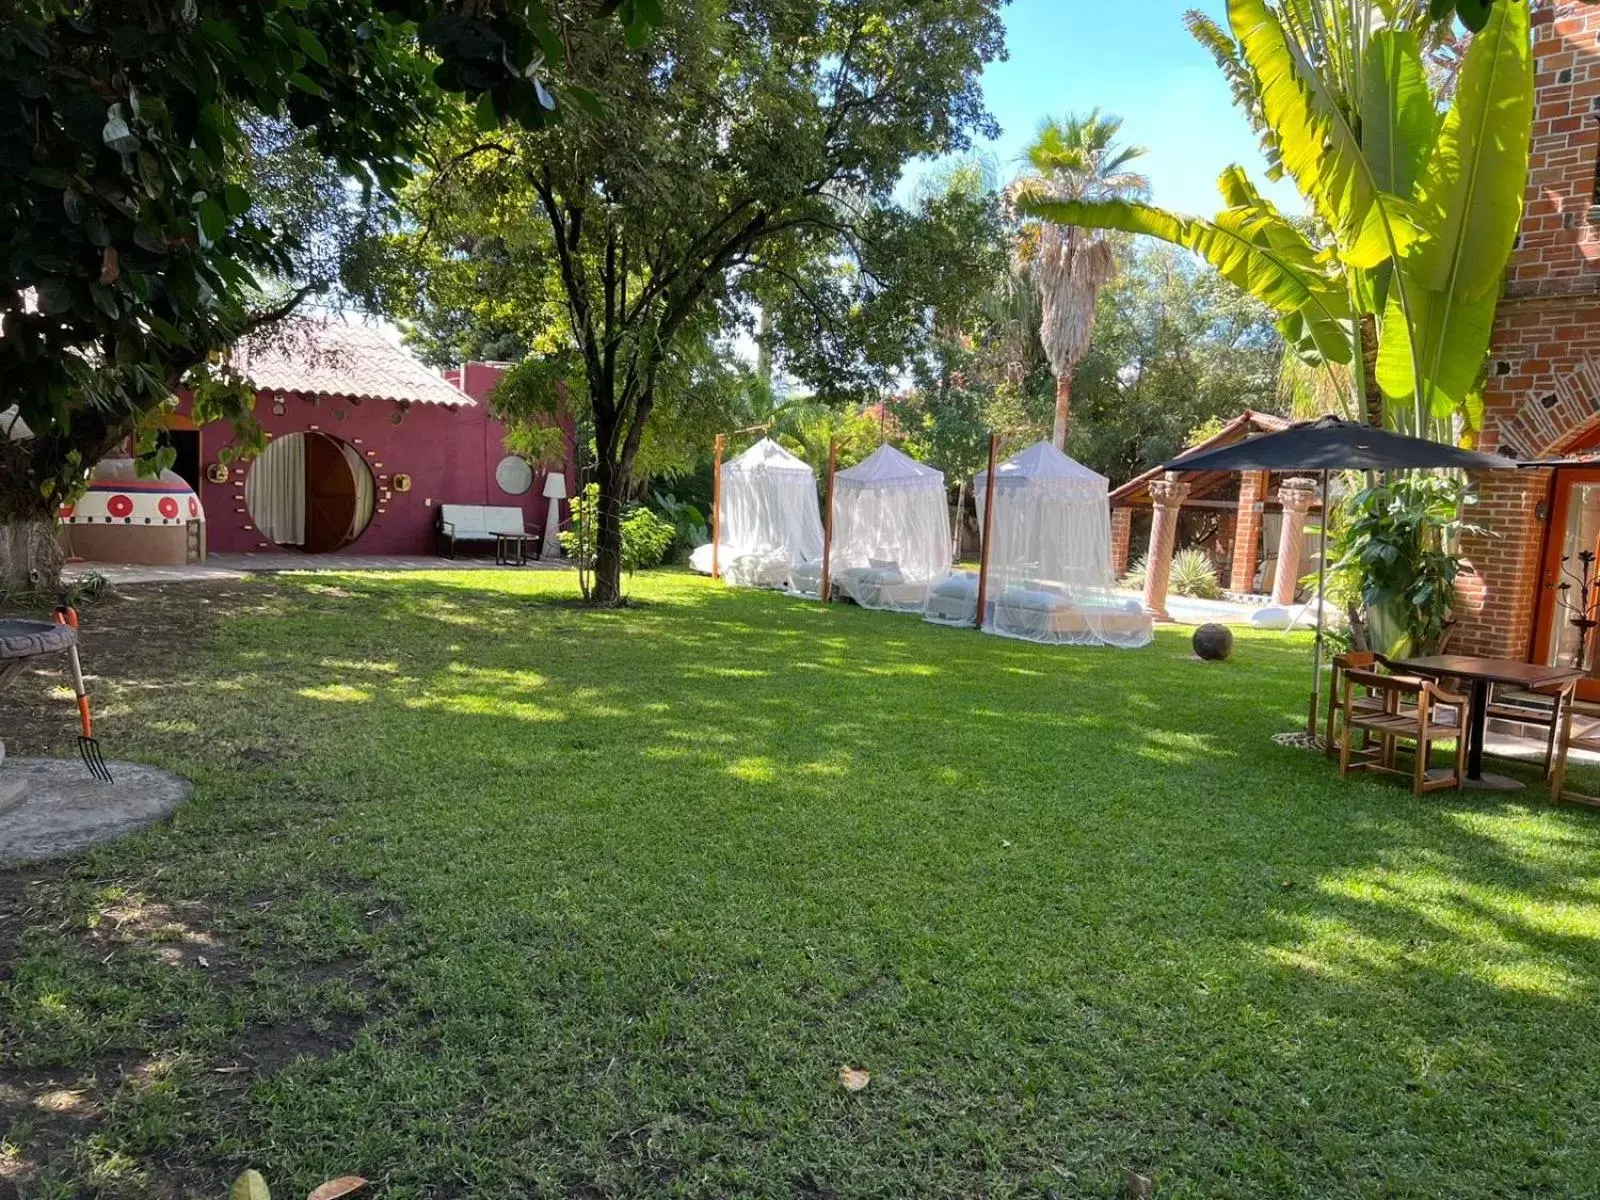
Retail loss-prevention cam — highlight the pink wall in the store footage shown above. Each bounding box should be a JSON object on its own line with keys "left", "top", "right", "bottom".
{"left": 185, "top": 362, "right": 575, "bottom": 557}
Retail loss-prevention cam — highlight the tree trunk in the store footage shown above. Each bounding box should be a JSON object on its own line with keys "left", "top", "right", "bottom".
{"left": 1360, "top": 315, "right": 1382, "bottom": 428}
{"left": 590, "top": 455, "right": 626, "bottom": 606}
{"left": 1052, "top": 364, "right": 1073, "bottom": 449}
{"left": 0, "top": 516, "right": 63, "bottom": 594}
{"left": 0, "top": 448, "right": 65, "bottom": 593}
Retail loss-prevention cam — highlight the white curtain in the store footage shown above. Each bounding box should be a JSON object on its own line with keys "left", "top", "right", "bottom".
{"left": 717, "top": 438, "right": 825, "bottom": 589}
{"left": 929, "top": 441, "right": 1151, "bottom": 649}
{"left": 245, "top": 433, "right": 307, "bottom": 546}
{"left": 826, "top": 445, "right": 951, "bottom": 612}
{"left": 341, "top": 440, "right": 376, "bottom": 544}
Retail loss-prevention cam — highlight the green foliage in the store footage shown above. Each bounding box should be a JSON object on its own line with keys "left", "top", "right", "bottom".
{"left": 1019, "top": 0, "right": 1533, "bottom": 441}
{"left": 650, "top": 492, "right": 708, "bottom": 563}
{"left": 1170, "top": 547, "right": 1224, "bottom": 600}
{"left": 560, "top": 483, "right": 675, "bottom": 588}
{"left": 372, "top": 0, "right": 1005, "bottom": 602}
{"left": 1064, "top": 243, "right": 1285, "bottom": 484}
{"left": 1326, "top": 473, "right": 1479, "bottom": 655}
{"left": 0, "top": 0, "right": 657, "bottom": 526}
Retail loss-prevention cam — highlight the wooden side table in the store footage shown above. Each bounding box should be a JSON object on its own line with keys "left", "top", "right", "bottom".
{"left": 495, "top": 533, "right": 529, "bottom": 566}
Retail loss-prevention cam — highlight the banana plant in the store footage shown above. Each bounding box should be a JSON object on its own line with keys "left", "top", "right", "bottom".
{"left": 1020, "top": 0, "right": 1531, "bottom": 441}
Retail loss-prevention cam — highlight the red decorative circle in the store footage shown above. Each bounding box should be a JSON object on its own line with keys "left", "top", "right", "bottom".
{"left": 188, "top": 496, "right": 200, "bottom": 518}
{"left": 158, "top": 496, "right": 180, "bottom": 520}
{"left": 106, "top": 494, "right": 134, "bottom": 519}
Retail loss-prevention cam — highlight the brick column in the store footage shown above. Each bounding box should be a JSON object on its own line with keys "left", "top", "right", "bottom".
{"left": 1272, "top": 477, "right": 1318, "bottom": 606}
{"left": 1111, "top": 506, "right": 1133, "bottom": 579}
{"left": 1229, "top": 469, "right": 1269, "bottom": 594}
{"left": 1143, "top": 474, "right": 1190, "bottom": 621}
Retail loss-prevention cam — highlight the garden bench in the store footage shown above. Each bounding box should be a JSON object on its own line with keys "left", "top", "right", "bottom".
{"left": 436, "top": 504, "right": 535, "bottom": 562}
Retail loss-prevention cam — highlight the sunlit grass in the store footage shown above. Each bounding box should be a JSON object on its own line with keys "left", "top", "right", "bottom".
{"left": 4, "top": 567, "right": 1600, "bottom": 1198}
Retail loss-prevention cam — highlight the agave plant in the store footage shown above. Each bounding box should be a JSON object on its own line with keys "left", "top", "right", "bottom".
{"left": 1017, "top": 0, "right": 1533, "bottom": 443}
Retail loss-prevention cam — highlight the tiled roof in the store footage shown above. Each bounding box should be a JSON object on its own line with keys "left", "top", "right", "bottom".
{"left": 233, "top": 321, "right": 475, "bottom": 407}
{"left": 1109, "top": 410, "right": 1294, "bottom": 504}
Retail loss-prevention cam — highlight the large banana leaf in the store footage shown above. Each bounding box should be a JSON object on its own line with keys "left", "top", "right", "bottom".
{"left": 1406, "top": 0, "right": 1532, "bottom": 301}
{"left": 1361, "top": 28, "right": 1436, "bottom": 200}
{"left": 1020, "top": 195, "right": 1353, "bottom": 365}
{"left": 1376, "top": 284, "right": 1496, "bottom": 418}
{"left": 1228, "top": 0, "right": 1414, "bottom": 272}
{"left": 1391, "top": 0, "right": 1531, "bottom": 420}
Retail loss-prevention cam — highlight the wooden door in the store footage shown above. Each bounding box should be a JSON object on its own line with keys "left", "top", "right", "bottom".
{"left": 1533, "top": 468, "right": 1600, "bottom": 700}
{"left": 302, "top": 432, "right": 357, "bottom": 553}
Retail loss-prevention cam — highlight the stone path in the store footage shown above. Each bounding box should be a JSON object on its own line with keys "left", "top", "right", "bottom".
{"left": 64, "top": 552, "right": 570, "bottom": 586}
{"left": 0, "top": 759, "right": 192, "bottom": 866}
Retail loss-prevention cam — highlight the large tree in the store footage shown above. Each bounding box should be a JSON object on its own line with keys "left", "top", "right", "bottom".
{"left": 1012, "top": 110, "right": 1148, "bottom": 449}
{"left": 0, "top": 0, "right": 655, "bottom": 589}
{"left": 383, "top": 0, "right": 1004, "bottom": 604}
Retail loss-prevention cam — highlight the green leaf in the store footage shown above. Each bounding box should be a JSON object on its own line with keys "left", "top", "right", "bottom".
{"left": 1227, "top": 0, "right": 1409, "bottom": 270}
{"left": 474, "top": 90, "right": 499, "bottom": 132}
{"left": 296, "top": 27, "right": 329, "bottom": 66}
{"left": 230, "top": 1170, "right": 271, "bottom": 1200}
{"left": 1400, "top": 0, "right": 1532, "bottom": 420}
{"left": 289, "top": 72, "right": 325, "bottom": 97}
{"left": 1376, "top": 285, "right": 1497, "bottom": 417}
{"left": 197, "top": 198, "right": 226, "bottom": 245}
{"left": 1405, "top": 0, "right": 1532, "bottom": 301}
{"left": 565, "top": 85, "right": 605, "bottom": 120}
{"left": 35, "top": 277, "right": 74, "bottom": 314}
{"left": 1361, "top": 29, "right": 1437, "bottom": 201}
{"left": 223, "top": 182, "right": 251, "bottom": 215}
{"left": 89, "top": 281, "right": 120, "bottom": 319}
{"left": 1019, "top": 194, "right": 1353, "bottom": 366}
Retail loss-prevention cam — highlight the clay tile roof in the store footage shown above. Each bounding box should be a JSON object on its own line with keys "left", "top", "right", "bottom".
{"left": 233, "top": 321, "right": 475, "bottom": 407}
{"left": 1109, "top": 409, "right": 1294, "bottom": 505}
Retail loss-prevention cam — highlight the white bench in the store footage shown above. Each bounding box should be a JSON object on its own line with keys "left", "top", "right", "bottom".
{"left": 437, "top": 504, "right": 531, "bottom": 559}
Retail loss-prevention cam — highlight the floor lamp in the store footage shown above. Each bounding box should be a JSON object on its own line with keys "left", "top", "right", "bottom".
{"left": 540, "top": 473, "right": 567, "bottom": 560}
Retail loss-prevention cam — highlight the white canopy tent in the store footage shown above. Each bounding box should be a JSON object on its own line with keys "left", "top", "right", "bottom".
{"left": 690, "top": 437, "right": 825, "bottom": 589}
{"left": 797, "top": 444, "right": 951, "bottom": 610}
{"left": 924, "top": 440, "right": 1151, "bottom": 648}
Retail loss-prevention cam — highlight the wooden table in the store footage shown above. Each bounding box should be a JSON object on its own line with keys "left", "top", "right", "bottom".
{"left": 1392, "top": 655, "right": 1584, "bottom": 789}
{"left": 494, "top": 532, "right": 530, "bottom": 566}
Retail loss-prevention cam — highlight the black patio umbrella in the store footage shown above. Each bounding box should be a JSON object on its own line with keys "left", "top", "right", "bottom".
{"left": 1159, "top": 417, "right": 1519, "bottom": 740}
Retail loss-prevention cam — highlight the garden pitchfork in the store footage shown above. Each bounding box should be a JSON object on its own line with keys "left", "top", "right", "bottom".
{"left": 53, "top": 607, "right": 112, "bottom": 783}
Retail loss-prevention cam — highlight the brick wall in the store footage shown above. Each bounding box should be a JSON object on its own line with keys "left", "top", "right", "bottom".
{"left": 1229, "top": 470, "right": 1268, "bottom": 593}
{"left": 1111, "top": 506, "right": 1132, "bottom": 578}
{"left": 1454, "top": 1, "right": 1600, "bottom": 658}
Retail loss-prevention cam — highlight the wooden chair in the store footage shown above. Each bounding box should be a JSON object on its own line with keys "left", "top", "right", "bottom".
{"left": 1545, "top": 693, "right": 1600, "bottom": 808}
{"left": 1338, "top": 669, "right": 1470, "bottom": 795}
{"left": 1325, "top": 652, "right": 1414, "bottom": 754}
{"left": 1483, "top": 678, "right": 1572, "bottom": 777}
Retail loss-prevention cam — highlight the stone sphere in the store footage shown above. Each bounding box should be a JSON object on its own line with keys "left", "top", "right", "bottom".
{"left": 1193, "top": 623, "right": 1234, "bottom": 661}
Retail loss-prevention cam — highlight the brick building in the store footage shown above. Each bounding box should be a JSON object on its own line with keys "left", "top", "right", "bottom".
{"left": 1454, "top": 0, "right": 1600, "bottom": 701}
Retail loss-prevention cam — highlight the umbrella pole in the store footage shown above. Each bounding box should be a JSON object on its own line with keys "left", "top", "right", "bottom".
{"left": 1307, "top": 469, "right": 1330, "bottom": 739}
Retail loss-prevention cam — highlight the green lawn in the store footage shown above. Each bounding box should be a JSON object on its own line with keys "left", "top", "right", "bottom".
{"left": 5, "top": 569, "right": 1600, "bottom": 1198}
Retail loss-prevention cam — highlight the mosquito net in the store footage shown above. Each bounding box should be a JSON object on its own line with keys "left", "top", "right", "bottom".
{"left": 702, "top": 438, "right": 825, "bottom": 589}
{"left": 819, "top": 444, "right": 952, "bottom": 611}
{"left": 952, "top": 441, "right": 1152, "bottom": 648}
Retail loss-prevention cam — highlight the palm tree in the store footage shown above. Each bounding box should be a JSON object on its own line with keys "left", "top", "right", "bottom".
{"left": 1013, "top": 110, "right": 1149, "bottom": 448}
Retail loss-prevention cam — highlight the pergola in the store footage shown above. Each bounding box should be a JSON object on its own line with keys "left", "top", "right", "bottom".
{"left": 1109, "top": 411, "right": 1324, "bottom": 619}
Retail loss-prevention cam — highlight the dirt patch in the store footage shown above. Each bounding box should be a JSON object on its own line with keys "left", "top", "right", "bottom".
{"left": 0, "top": 581, "right": 275, "bottom": 756}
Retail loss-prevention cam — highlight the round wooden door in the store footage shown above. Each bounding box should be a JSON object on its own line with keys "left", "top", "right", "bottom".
{"left": 302, "top": 432, "right": 358, "bottom": 553}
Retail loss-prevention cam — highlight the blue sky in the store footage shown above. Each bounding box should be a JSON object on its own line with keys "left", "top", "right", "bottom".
{"left": 902, "top": 0, "right": 1304, "bottom": 217}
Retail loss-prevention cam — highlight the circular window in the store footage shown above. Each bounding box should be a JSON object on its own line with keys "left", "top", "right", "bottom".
{"left": 495, "top": 454, "right": 534, "bottom": 496}
{"left": 245, "top": 431, "right": 376, "bottom": 553}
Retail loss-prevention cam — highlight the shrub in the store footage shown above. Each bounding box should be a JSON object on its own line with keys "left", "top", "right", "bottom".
{"left": 561, "top": 484, "right": 676, "bottom": 594}
{"left": 650, "top": 491, "right": 708, "bottom": 563}
{"left": 1120, "top": 549, "right": 1221, "bottom": 599}
{"left": 1170, "top": 547, "right": 1222, "bottom": 599}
